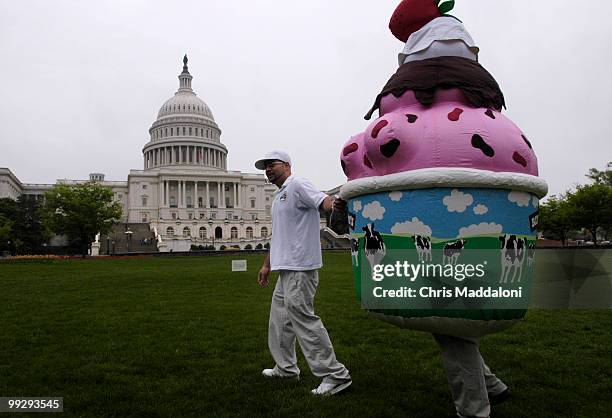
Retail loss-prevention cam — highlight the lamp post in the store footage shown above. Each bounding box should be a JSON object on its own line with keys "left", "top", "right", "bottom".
{"left": 125, "top": 229, "right": 133, "bottom": 253}
{"left": 208, "top": 219, "right": 214, "bottom": 250}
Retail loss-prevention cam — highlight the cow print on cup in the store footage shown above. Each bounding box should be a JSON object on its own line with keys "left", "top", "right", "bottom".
{"left": 362, "top": 223, "right": 386, "bottom": 275}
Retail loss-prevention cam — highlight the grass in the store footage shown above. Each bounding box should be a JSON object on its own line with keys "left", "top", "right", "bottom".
{"left": 0, "top": 252, "right": 610, "bottom": 417}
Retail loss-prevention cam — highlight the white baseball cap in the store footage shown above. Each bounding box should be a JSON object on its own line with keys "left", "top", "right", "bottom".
{"left": 255, "top": 150, "right": 292, "bottom": 170}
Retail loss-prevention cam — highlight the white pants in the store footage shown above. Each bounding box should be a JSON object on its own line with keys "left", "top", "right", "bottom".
{"left": 268, "top": 270, "right": 351, "bottom": 384}
{"left": 433, "top": 334, "right": 507, "bottom": 417}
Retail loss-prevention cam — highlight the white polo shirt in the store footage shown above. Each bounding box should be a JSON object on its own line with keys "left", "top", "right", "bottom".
{"left": 270, "top": 175, "right": 327, "bottom": 271}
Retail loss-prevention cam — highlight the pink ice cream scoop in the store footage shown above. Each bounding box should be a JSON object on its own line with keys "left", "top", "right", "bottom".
{"left": 340, "top": 132, "right": 376, "bottom": 180}
{"left": 340, "top": 88, "right": 537, "bottom": 180}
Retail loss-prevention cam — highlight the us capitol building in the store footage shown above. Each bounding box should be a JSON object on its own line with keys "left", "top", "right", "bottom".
{"left": 0, "top": 56, "right": 279, "bottom": 252}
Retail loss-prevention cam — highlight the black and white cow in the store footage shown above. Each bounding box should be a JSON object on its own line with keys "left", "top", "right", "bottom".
{"left": 350, "top": 238, "right": 359, "bottom": 267}
{"left": 362, "top": 223, "right": 386, "bottom": 269}
{"left": 443, "top": 239, "right": 466, "bottom": 265}
{"left": 412, "top": 235, "right": 432, "bottom": 262}
{"left": 527, "top": 241, "right": 536, "bottom": 267}
{"left": 499, "top": 234, "right": 526, "bottom": 283}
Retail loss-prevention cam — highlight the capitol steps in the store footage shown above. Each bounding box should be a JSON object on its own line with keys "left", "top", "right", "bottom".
{"left": 99, "top": 223, "right": 158, "bottom": 254}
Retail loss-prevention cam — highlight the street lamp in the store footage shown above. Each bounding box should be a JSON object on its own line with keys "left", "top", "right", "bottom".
{"left": 125, "top": 229, "right": 133, "bottom": 253}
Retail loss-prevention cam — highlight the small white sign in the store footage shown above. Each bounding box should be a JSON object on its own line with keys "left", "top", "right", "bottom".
{"left": 232, "top": 260, "right": 247, "bottom": 272}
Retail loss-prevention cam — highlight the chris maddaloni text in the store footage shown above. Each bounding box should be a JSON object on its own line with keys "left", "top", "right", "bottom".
{"left": 372, "top": 286, "right": 523, "bottom": 299}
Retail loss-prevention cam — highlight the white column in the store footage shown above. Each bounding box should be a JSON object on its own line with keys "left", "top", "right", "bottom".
{"left": 182, "top": 181, "right": 186, "bottom": 207}
{"left": 238, "top": 184, "right": 242, "bottom": 208}
{"left": 217, "top": 182, "right": 221, "bottom": 207}
{"left": 221, "top": 182, "right": 226, "bottom": 208}
{"left": 158, "top": 181, "right": 163, "bottom": 208}
{"left": 205, "top": 181, "right": 210, "bottom": 208}
{"left": 165, "top": 180, "right": 169, "bottom": 206}
{"left": 194, "top": 181, "right": 198, "bottom": 208}
{"left": 233, "top": 183, "right": 237, "bottom": 207}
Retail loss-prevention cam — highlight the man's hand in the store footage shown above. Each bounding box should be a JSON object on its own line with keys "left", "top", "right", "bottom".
{"left": 333, "top": 196, "right": 347, "bottom": 213}
{"left": 258, "top": 265, "right": 271, "bottom": 287}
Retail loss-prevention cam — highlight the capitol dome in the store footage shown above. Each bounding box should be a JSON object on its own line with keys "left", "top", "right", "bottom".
{"left": 142, "top": 55, "right": 227, "bottom": 171}
{"left": 157, "top": 93, "right": 214, "bottom": 120}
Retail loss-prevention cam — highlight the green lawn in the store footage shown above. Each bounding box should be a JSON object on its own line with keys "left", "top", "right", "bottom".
{"left": 0, "top": 253, "right": 610, "bottom": 417}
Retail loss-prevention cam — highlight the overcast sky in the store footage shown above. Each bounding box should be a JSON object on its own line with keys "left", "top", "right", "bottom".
{"left": 1, "top": 0, "right": 610, "bottom": 198}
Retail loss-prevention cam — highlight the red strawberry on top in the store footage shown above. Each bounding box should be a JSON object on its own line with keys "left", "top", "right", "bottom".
{"left": 389, "top": 0, "right": 442, "bottom": 43}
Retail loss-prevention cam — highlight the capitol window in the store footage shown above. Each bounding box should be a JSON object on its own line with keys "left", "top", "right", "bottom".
{"left": 246, "top": 227, "right": 253, "bottom": 239}
{"left": 231, "top": 227, "right": 238, "bottom": 239}
{"left": 166, "top": 227, "right": 174, "bottom": 236}
{"left": 261, "top": 226, "right": 268, "bottom": 237}
{"left": 171, "top": 127, "right": 174, "bottom": 135}
{"left": 199, "top": 227, "right": 207, "bottom": 239}
{"left": 189, "top": 127, "right": 192, "bottom": 135}
{"left": 183, "top": 127, "right": 186, "bottom": 135}
{"left": 142, "top": 197, "right": 147, "bottom": 206}
{"left": 183, "top": 227, "right": 190, "bottom": 237}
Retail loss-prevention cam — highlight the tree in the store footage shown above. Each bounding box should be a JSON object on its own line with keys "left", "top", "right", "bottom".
{"left": 567, "top": 183, "right": 612, "bottom": 245}
{"left": 586, "top": 162, "right": 612, "bottom": 187}
{"left": 41, "top": 181, "right": 123, "bottom": 257}
{"left": 0, "top": 213, "right": 12, "bottom": 252}
{"left": 0, "top": 198, "right": 18, "bottom": 253}
{"left": 538, "top": 194, "right": 576, "bottom": 246}
{"left": 14, "top": 196, "right": 49, "bottom": 254}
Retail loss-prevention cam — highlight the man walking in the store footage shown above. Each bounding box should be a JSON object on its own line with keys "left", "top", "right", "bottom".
{"left": 255, "top": 150, "right": 352, "bottom": 396}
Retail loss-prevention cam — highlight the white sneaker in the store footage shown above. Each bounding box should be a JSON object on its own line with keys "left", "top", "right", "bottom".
{"left": 261, "top": 368, "right": 300, "bottom": 380}
{"left": 311, "top": 380, "right": 352, "bottom": 396}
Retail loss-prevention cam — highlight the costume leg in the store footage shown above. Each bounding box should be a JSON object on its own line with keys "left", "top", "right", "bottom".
{"left": 481, "top": 359, "right": 507, "bottom": 396}
{"left": 267, "top": 272, "right": 300, "bottom": 376}
{"left": 283, "top": 270, "right": 351, "bottom": 383}
{"left": 433, "top": 334, "right": 491, "bottom": 418}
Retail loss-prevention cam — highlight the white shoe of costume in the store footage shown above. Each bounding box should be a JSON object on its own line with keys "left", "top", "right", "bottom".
{"left": 311, "top": 380, "right": 352, "bottom": 396}
{"left": 261, "top": 368, "right": 300, "bottom": 380}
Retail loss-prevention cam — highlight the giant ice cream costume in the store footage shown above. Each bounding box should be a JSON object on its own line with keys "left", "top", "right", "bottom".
{"left": 340, "top": 0, "right": 548, "bottom": 337}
